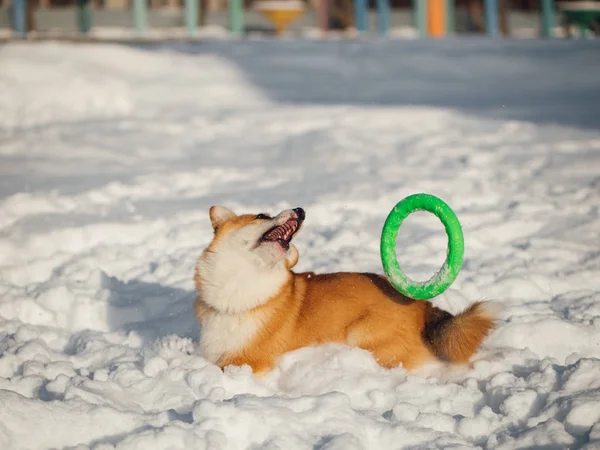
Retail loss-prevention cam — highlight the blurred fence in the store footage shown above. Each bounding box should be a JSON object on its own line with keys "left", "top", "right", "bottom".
{"left": 1, "top": 0, "right": 599, "bottom": 40}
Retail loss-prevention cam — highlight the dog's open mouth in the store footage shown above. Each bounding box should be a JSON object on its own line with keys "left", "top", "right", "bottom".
{"left": 261, "top": 218, "right": 301, "bottom": 250}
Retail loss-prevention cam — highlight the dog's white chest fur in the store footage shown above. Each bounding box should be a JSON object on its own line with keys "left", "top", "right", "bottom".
{"left": 198, "top": 310, "right": 264, "bottom": 364}
{"left": 196, "top": 241, "right": 289, "bottom": 314}
{"left": 195, "top": 223, "right": 292, "bottom": 364}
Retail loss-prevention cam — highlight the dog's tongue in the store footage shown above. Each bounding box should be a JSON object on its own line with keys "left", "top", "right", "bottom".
{"left": 264, "top": 219, "right": 297, "bottom": 241}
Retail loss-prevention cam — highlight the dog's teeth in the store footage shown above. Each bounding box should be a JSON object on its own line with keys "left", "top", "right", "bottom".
{"left": 263, "top": 220, "right": 298, "bottom": 243}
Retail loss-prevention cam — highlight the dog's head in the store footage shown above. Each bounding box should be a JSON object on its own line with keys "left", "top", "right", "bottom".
{"left": 207, "top": 205, "right": 305, "bottom": 268}
{"left": 195, "top": 206, "right": 305, "bottom": 313}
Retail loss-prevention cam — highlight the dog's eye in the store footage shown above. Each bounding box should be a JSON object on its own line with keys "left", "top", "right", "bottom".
{"left": 256, "top": 213, "right": 271, "bottom": 220}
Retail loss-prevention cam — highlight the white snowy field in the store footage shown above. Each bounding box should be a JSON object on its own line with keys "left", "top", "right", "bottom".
{"left": 1, "top": 38, "right": 600, "bottom": 449}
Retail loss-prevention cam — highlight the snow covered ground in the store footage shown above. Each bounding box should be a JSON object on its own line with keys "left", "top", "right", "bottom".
{"left": 1, "top": 38, "right": 600, "bottom": 449}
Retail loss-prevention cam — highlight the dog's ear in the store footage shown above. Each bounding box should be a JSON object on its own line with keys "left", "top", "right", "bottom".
{"left": 209, "top": 206, "right": 236, "bottom": 230}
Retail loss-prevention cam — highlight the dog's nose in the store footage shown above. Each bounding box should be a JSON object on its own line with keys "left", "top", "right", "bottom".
{"left": 293, "top": 208, "right": 305, "bottom": 221}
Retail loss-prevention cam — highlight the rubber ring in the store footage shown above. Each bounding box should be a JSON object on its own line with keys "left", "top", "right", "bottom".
{"left": 380, "top": 193, "right": 464, "bottom": 300}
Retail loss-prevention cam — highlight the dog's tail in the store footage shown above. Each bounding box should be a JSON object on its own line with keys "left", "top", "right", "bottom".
{"left": 422, "top": 301, "right": 499, "bottom": 364}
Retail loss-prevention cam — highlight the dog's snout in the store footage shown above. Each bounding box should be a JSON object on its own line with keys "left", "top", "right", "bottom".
{"left": 293, "top": 208, "right": 305, "bottom": 221}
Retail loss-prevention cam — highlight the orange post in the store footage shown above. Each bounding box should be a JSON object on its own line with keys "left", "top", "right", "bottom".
{"left": 427, "top": 0, "right": 445, "bottom": 37}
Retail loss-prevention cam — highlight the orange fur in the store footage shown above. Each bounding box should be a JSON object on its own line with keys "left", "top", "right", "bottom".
{"left": 194, "top": 206, "right": 497, "bottom": 374}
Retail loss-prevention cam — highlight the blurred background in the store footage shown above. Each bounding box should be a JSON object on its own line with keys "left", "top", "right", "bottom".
{"left": 1, "top": 0, "right": 600, "bottom": 40}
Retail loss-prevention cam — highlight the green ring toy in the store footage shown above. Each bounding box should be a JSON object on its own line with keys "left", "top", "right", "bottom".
{"left": 380, "top": 193, "right": 464, "bottom": 300}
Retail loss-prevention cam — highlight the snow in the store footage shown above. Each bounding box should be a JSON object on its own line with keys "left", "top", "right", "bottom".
{"left": 1, "top": 38, "right": 600, "bottom": 449}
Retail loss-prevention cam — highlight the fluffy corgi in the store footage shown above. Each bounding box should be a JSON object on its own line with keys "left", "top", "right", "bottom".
{"left": 194, "top": 206, "right": 497, "bottom": 374}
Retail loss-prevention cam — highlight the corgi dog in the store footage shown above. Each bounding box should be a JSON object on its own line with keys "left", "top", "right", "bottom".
{"left": 194, "top": 206, "right": 497, "bottom": 375}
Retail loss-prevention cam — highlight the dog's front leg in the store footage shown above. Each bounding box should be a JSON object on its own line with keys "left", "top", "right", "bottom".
{"left": 218, "top": 356, "right": 275, "bottom": 376}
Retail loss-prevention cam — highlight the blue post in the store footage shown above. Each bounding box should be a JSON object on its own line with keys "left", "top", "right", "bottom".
{"left": 446, "top": 0, "right": 454, "bottom": 35}
{"left": 132, "top": 0, "right": 147, "bottom": 34}
{"left": 77, "top": 0, "right": 92, "bottom": 34}
{"left": 484, "top": 0, "right": 498, "bottom": 36}
{"left": 376, "top": 0, "right": 390, "bottom": 35}
{"left": 540, "top": 0, "right": 555, "bottom": 38}
{"left": 413, "top": 0, "right": 426, "bottom": 37}
{"left": 185, "top": 0, "right": 199, "bottom": 35}
{"left": 229, "top": 0, "right": 244, "bottom": 35}
{"left": 354, "top": 0, "right": 368, "bottom": 33}
{"left": 11, "top": 0, "right": 27, "bottom": 36}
